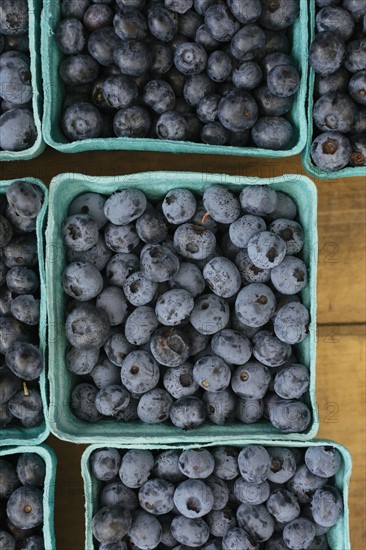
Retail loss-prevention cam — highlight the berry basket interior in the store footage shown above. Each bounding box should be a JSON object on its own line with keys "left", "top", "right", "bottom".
{"left": 0, "top": 444, "right": 56, "bottom": 549}
{"left": 46, "top": 171, "right": 318, "bottom": 444}
{"left": 0, "top": 178, "right": 49, "bottom": 446}
{"left": 302, "top": 0, "right": 366, "bottom": 180}
{"left": 0, "top": 0, "right": 45, "bottom": 162}
{"left": 40, "top": 0, "right": 308, "bottom": 157}
{"left": 82, "top": 438, "right": 351, "bottom": 550}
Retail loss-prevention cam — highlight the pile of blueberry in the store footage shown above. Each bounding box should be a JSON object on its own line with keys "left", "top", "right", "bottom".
{"left": 0, "top": 181, "right": 44, "bottom": 430}
{"left": 57, "top": 0, "right": 301, "bottom": 149}
{"left": 309, "top": 0, "right": 366, "bottom": 171}
{"left": 63, "top": 184, "right": 312, "bottom": 434}
{"left": 0, "top": 0, "right": 37, "bottom": 152}
{"left": 89, "top": 444, "right": 343, "bottom": 549}
{"left": 0, "top": 452, "right": 46, "bottom": 549}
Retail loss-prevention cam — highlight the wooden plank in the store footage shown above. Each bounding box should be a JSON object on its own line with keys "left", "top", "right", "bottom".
{"left": 317, "top": 324, "right": 366, "bottom": 550}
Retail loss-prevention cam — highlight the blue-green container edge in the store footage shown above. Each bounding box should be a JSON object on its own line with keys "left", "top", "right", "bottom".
{"left": 0, "top": 0, "right": 45, "bottom": 162}
{"left": 82, "top": 438, "right": 351, "bottom": 550}
{"left": 40, "top": 0, "right": 308, "bottom": 158}
{"left": 0, "top": 443, "right": 56, "bottom": 549}
{"left": 46, "top": 170, "right": 318, "bottom": 445}
{"left": 0, "top": 178, "right": 49, "bottom": 446}
{"left": 302, "top": 0, "right": 366, "bottom": 180}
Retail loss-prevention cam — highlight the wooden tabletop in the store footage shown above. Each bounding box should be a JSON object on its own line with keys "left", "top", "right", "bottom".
{"left": 1, "top": 149, "right": 364, "bottom": 550}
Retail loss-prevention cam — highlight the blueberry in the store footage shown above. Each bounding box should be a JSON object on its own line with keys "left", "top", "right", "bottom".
{"left": 311, "top": 131, "right": 352, "bottom": 171}
{"left": 313, "top": 92, "right": 357, "bottom": 133}
{"left": 310, "top": 31, "right": 345, "bottom": 75}
{"left": 156, "top": 111, "right": 188, "bottom": 140}
{"left": 314, "top": 67, "right": 349, "bottom": 96}
{"left": 141, "top": 244, "right": 180, "bottom": 282}
{"left": 68, "top": 193, "right": 106, "bottom": 230}
{"left": 252, "top": 330, "right": 292, "bottom": 367}
{"left": 138, "top": 477, "right": 175, "bottom": 515}
{"left": 100, "top": 75, "right": 138, "bottom": 110}
{"left": 269, "top": 399, "right": 311, "bottom": 433}
{"left": 70, "top": 383, "right": 102, "bottom": 423}
{"left": 104, "top": 189, "right": 146, "bottom": 226}
{"left": 91, "top": 358, "right": 121, "bottom": 389}
{"left": 231, "top": 361, "right": 271, "bottom": 399}
{"left": 0, "top": 367, "right": 21, "bottom": 405}
{"left": 204, "top": 5, "right": 240, "bottom": 42}
{"left": 143, "top": 79, "right": 176, "bottom": 114}
{"left": 259, "top": 0, "right": 299, "bottom": 30}
{"left": 223, "top": 527, "right": 259, "bottom": 550}
{"left": 171, "top": 515, "right": 210, "bottom": 547}
{"left": 65, "top": 347, "right": 99, "bottom": 375}
{"left": 266, "top": 489, "right": 300, "bottom": 523}
{"left": 203, "top": 389, "right": 237, "bottom": 424}
{"left": 6, "top": 266, "right": 38, "bottom": 295}
{"left": 123, "top": 271, "right": 158, "bottom": 306}
{"left": 0, "top": 317, "right": 30, "bottom": 354}
{"left": 344, "top": 38, "right": 366, "bottom": 73}
{"left": 65, "top": 304, "right": 110, "bottom": 349}
{"left": 267, "top": 447, "right": 297, "bottom": 483}
{"left": 113, "top": 105, "right": 151, "bottom": 137}
{"left": 96, "top": 286, "right": 128, "bottom": 326}
{"left": 170, "top": 395, "right": 206, "bottom": 429}
{"left": 236, "top": 503, "right": 274, "bottom": 542}
{"left": 153, "top": 450, "right": 186, "bottom": 483}
{"left": 147, "top": 6, "right": 178, "bottom": 42}
{"left": 119, "top": 449, "right": 154, "bottom": 488}
{"left": 183, "top": 73, "right": 216, "bottom": 106}
{"left": 274, "top": 364, "right": 310, "bottom": 399}
{"left": 120, "top": 350, "right": 160, "bottom": 394}
{"left": 136, "top": 208, "right": 168, "bottom": 244}
{"left": 173, "top": 223, "right": 216, "bottom": 260}
{"left": 56, "top": 18, "right": 86, "bottom": 54}
{"left": 232, "top": 61, "right": 263, "bottom": 90}
{"left": 349, "top": 71, "right": 366, "bottom": 105}
{"left": 100, "top": 480, "right": 138, "bottom": 510}
{"left": 283, "top": 517, "right": 316, "bottom": 550}
{"left": 235, "top": 283, "right": 276, "bottom": 328}
{"left": 174, "top": 42, "right": 207, "bottom": 76}
{"left": 252, "top": 116, "right": 293, "bottom": 149}
{"left": 235, "top": 249, "right": 271, "bottom": 284}
{"left": 0, "top": 52, "right": 32, "bottom": 105}
{"left": 104, "top": 332, "right": 133, "bottom": 367}
{"left": 95, "top": 385, "right": 130, "bottom": 417}
{"left": 211, "top": 329, "right": 252, "bottom": 365}
{"left": 274, "top": 302, "right": 310, "bottom": 345}
{"left": 316, "top": 6, "right": 355, "bottom": 41}
{"left": 178, "top": 9, "right": 203, "bottom": 38}
{"left": 5, "top": 342, "right": 42, "bottom": 381}
{"left": 203, "top": 256, "right": 241, "bottom": 298}
{"left": 0, "top": 459, "right": 20, "bottom": 498}
{"left": 150, "top": 42, "right": 173, "bottom": 75}
{"left": 193, "top": 0, "right": 216, "bottom": 16}
{"left": 83, "top": 4, "right": 114, "bottom": 31}
{"left": 203, "top": 185, "right": 241, "bottom": 224}
{"left": 238, "top": 445, "right": 271, "bottom": 483}
{"left": 62, "top": 102, "right": 103, "bottom": 141}
{"left": 195, "top": 24, "right": 220, "bottom": 51}
{"left": 0, "top": 214, "right": 12, "bottom": 246}
{"left": 124, "top": 306, "right": 158, "bottom": 346}
{"left": 343, "top": 0, "right": 366, "bottom": 15}
{"left": 129, "top": 510, "right": 162, "bottom": 549}
{"left": 228, "top": 0, "right": 262, "bottom": 24}
{"left": 3, "top": 234, "right": 37, "bottom": 268}
{"left": 137, "top": 388, "right": 173, "bottom": 423}
{"left": 234, "top": 478, "right": 270, "bottom": 506}
{"left": 162, "top": 188, "right": 197, "bottom": 224}
{"left": 155, "top": 289, "right": 194, "bottom": 326}
{"left": 207, "top": 508, "right": 236, "bottom": 538}
{"left": 163, "top": 362, "right": 197, "bottom": 399}
{"left": 0, "top": 108, "right": 36, "bottom": 151}
{"left": 236, "top": 397, "right": 264, "bottom": 423}
{"left": 305, "top": 446, "right": 341, "bottom": 478}
{"left": 190, "top": 293, "right": 230, "bottom": 335}
{"left": 207, "top": 51, "right": 232, "bottom": 83}
{"left": 267, "top": 64, "right": 300, "bottom": 98}
{"left": 92, "top": 506, "right": 132, "bottom": 544}
{"left": 113, "top": 9, "right": 147, "bottom": 41}
{"left": 218, "top": 90, "right": 258, "bottom": 131}
{"left": 311, "top": 486, "right": 343, "bottom": 527}
{"left": 61, "top": 0, "right": 90, "bottom": 20}
{"left": 90, "top": 448, "right": 121, "bottom": 481}
{"left": 0, "top": 531, "right": 15, "bottom": 550}
{"left": 0, "top": 0, "right": 28, "bottom": 36}
{"left": 105, "top": 222, "right": 140, "bottom": 253}
{"left": 230, "top": 24, "right": 265, "bottom": 61}
{"left": 62, "top": 260, "right": 103, "bottom": 301}
{"left": 6, "top": 487, "right": 43, "bottom": 529}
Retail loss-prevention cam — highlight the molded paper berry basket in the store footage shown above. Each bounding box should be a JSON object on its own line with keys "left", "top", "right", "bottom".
{"left": 46, "top": 171, "right": 318, "bottom": 444}
{"left": 0, "top": 0, "right": 45, "bottom": 162}
{"left": 40, "top": 0, "right": 308, "bottom": 158}
{"left": 0, "top": 444, "right": 56, "bottom": 549}
{"left": 302, "top": 0, "right": 366, "bottom": 180}
{"left": 82, "top": 439, "right": 351, "bottom": 550}
{"left": 0, "top": 178, "right": 49, "bottom": 446}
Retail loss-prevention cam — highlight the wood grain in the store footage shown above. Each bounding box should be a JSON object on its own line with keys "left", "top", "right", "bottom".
{"left": 0, "top": 149, "right": 364, "bottom": 549}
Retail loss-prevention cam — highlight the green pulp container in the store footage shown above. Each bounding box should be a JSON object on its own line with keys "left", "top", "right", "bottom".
{"left": 46, "top": 171, "right": 318, "bottom": 444}
{"left": 82, "top": 439, "right": 351, "bottom": 550}
{"left": 302, "top": 0, "right": 366, "bottom": 180}
{"left": 0, "top": 0, "right": 45, "bottom": 161}
{"left": 0, "top": 178, "right": 49, "bottom": 446}
{"left": 41, "top": 0, "right": 308, "bottom": 158}
{"left": 0, "top": 444, "right": 56, "bottom": 549}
